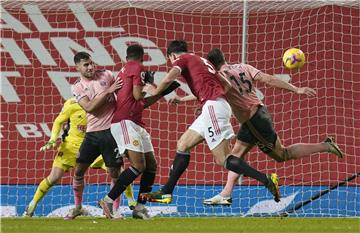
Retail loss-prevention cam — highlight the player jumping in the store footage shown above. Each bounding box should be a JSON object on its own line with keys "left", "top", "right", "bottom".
{"left": 139, "top": 40, "right": 281, "bottom": 204}
{"left": 201, "top": 48, "right": 344, "bottom": 205}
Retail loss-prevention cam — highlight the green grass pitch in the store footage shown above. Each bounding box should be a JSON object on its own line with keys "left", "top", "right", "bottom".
{"left": 1, "top": 217, "right": 359, "bottom": 233}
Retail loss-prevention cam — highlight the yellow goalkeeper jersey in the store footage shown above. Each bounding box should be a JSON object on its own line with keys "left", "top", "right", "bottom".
{"left": 49, "top": 97, "right": 87, "bottom": 144}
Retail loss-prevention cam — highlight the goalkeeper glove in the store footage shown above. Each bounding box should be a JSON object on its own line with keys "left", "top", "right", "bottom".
{"left": 161, "top": 81, "right": 181, "bottom": 96}
{"left": 40, "top": 140, "right": 56, "bottom": 151}
{"left": 143, "top": 71, "right": 155, "bottom": 84}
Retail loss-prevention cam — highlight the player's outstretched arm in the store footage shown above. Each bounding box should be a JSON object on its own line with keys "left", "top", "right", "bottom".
{"left": 143, "top": 82, "right": 181, "bottom": 108}
{"left": 152, "top": 68, "right": 180, "bottom": 96}
{"left": 255, "top": 72, "right": 316, "bottom": 97}
{"left": 40, "top": 102, "right": 71, "bottom": 151}
{"left": 168, "top": 94, "right": 197, "bottom": 105}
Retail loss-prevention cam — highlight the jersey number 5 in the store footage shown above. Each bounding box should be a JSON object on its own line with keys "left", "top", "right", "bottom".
{"left": 201, "top": 57, "right": 216, "bottom": 74}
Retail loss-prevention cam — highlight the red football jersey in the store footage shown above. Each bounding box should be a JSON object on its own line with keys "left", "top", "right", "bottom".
{"left": 112, "top": 60, "right": 145, "bottom": 127}
{"left": 172, "top": 53, "right": 225, "bottom": 104}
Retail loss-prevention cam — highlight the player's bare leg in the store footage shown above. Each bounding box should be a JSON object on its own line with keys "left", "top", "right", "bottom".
{"left": 140, "top": 129, "right": 203, "bottom": 203}
{"left": 24, "top": 167, "right": 65, "bottom": 217}
{"left": 107, "top": 166, "right": 122, "bottom": 218}
{"left": 268, "top": 136, "right": 344, "bottom": 162}
{"left": 64, "top": 163, "right": 89, "bottom": 220}
{"left": 220, "top": 140, "right": 280, "bottom": 202}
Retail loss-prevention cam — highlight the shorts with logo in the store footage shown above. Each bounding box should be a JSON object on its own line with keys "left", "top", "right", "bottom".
{"left": 110, "top": 120, "right": 154, "bottom": 154}
{"left": 77, "top": 129, "right": 123, "bottom": 168}
{"left": 237, "top": 105, "right": 277, "bottom": 154}
{"left": 53, "top": 141, "right": 81, "bottom": 172}
{"left": 189, "top": 98, "right": 234, "bottom": 150}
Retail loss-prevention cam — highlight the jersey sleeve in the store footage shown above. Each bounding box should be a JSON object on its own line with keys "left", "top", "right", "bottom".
{"left": 243, "top": 64, "right": 261, "bottom": 80}
{"left": 129, "top": 65, "right": 144, "bottom": 86}
{"left": 172, "top": 57, "right": 188, "bottom": 73}
{"left": 105, "top": 70, "right": 115, "bottom": 84}
{"left": 49, "top": 100, "right": 71, "bottom": 141}
{"left": 71, "top": 83, "right": 88, "bottom": 102}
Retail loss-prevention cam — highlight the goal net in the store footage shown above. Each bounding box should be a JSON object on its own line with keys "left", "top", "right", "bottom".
{"left": 1, "top": 0, "right": 359, "bottom": 217}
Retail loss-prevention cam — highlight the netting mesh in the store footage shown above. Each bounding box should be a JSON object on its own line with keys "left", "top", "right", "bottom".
{"left": 1, "top": 0, "right": 359, "bottom": 217}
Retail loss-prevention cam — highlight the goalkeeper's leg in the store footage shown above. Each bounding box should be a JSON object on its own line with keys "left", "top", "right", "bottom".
{"left": 124, "top": 183, "right": 136, "bottom": 210}
{"left": 24, "top": 166, "right": 65, "bottom": 217}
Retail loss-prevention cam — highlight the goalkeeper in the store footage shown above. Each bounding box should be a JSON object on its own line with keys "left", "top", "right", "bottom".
{"left": 23, "top": 98, "right": 136, "bottom": 218}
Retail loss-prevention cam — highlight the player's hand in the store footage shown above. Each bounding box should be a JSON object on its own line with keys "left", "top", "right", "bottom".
{"left": 40, "top": 140, "right": 56, "bottom": 151}
{"left": 143, "top": 71, "right": 155, "bottom": 84}
{"left": 168, "top": 95, "right": 182, "bottom": 105}
{"left": 108, "top": 78, "right": 123, "bottom": 93}
{"left": 296, "top": 87, "right": 316, "bottom": 97}
{"left": 143, "top": 83, "right": 157, "bottom": 95}
{"left": 161, "top": 81, "right": 181, "bottom": 96}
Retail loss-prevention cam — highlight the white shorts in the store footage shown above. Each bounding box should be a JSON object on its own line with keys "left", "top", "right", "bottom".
{"left": 189, "top": 98, "right": 234, "bottom": 150}
{"left": 110, "top": 120, "right": 154, "bottom": 154}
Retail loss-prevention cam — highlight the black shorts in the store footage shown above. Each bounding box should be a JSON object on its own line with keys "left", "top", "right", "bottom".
{"left": 237, "top": 106, "right": 277, "bottom": 154}
{"left": 77, "top": 129, "right": 123, "bottom": 168}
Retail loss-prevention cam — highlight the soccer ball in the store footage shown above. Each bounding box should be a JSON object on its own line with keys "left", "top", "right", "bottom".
{"left": 282, "top": 48, "right": 305, "bottom": 70}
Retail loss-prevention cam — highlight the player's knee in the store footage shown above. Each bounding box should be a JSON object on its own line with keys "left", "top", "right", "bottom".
{"left": 132, "top": 163, "right": 145, "bottom": 173}
{"left": 47, "top": 176, "right": 61, "bottom": 185}
{"left": 214, "top": 156, "right": 226, "bottom": 166}
{"left": 73, "top": 175, "right": 84, "bottom": 181}
{"left": 177, "top": 139, "right": 190, "bottom": 153}
{"left": 74, "top": 163, "right": 88, "bottom": 177}
{"left": 146, "top": 161, "right": 157, "bottom": 174}
{"left": 224, "top": 155, "right": 240, "bottom": 171}
{"left": 108, "top": 167, "right": 121, "bottom": 179}
{"left": 74, "top": 169, "right": 85, "bottom": 177}
{"left": 145, "top": 153, "right": 157, "bottom": 173}
{"left": 43, "top": 177, "right": 54, "bottom": 186}
{"left": 273, "top": 149, "right": 291, "bottom": 162}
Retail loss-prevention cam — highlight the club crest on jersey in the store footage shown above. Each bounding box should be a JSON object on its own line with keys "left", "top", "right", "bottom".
{"left": 132, "top": 140, "right": 140, "bottom": 146}
{"left": 99, "top": 80, "right": 107, "bottom": 86}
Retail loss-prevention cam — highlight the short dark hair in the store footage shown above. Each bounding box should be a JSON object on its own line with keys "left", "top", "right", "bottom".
{"left": 167, "top": 40, "right": 188, "bottom": 56}
{"left": 74, "top": 52, "right": 91, "bottom": 64}
{"left": 207, "top": 48, "right": 225, "bottom": 69}
{"left": 126, "top": 44, "right": 144, "bottom": 60}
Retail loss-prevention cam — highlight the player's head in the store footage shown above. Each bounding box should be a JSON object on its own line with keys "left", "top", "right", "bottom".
{"left": 126, "top": 44, "right": 144, "bottom": 62}
{"left": 207, "top": 48, "right": 226, "bottom": 71}
{"left": 167, "top": 40, "right": 188, "bottom": 63}
{"left": 74, "top": 52, "right": 95, "bottom": 78}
